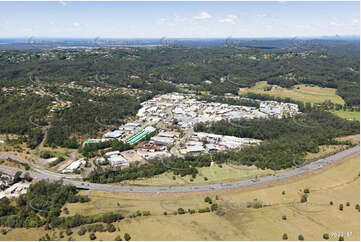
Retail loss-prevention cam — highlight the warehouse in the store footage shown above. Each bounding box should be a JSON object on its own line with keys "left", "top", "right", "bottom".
{"left": 103, "top": 130, "right": 124, "bottom": 139}
{"left": 150, "top": 136, "right": 174, "bottom": 145}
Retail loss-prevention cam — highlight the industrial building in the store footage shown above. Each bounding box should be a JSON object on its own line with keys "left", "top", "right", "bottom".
{"left": 62, "top": 158, "right": 86, "bottom": 173}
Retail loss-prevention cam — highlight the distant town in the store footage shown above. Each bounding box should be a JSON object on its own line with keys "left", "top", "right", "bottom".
{"left": 60, "top": 93, "right": 301, "bottom": 173}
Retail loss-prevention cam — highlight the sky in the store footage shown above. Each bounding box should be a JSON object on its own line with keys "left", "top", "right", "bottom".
{"left": 0, "top": 1, "right": 359, "bottom": 38}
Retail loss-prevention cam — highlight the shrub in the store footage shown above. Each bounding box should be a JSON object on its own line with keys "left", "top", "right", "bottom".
{"left": 282, "top": 191, "right": 286, "bottom": 195}
{"left": 282, "top": 215, "right": 287, "bottom": 220}
{"left": 198, "top": 207, "right": 211, "bottom": 213}
{"left": 346, "top": 202, "right": 350, "bottom": 207}
{"left": 124, "top": 233, "right": 131, "bottom": 241}
{"left": 204, "top": 177, "right": 208, "bottom": 181}
{"left": 339, "top": 235, "right": 344, "bottom": 241}
{"left": 303, "top": 188, "right": 310, "bottom": 194}
{"left": 329, "top": 201, "right": 333, "bottom": 206}
{"left": 298, "top": 234, "right": 304, "bottom": 241}
{"left": 323, "top": 233, "right": 329, "bottom": 240}
{"left": 282, "top": 233, "right": 288, "bottom": 240}
{"left": 89, "top": 233, "right": 96, "bottom": 240}
{"left": 339, "top": 204, "right": 343, "bottom": 211}
{"left": 142, "top": 211, "right": 151, "bottom": 216}
{"left": 355, "top": 204, "right": 360, "bottom": 211}
{"left": 163, "top": 211, "right": 167, "bottom": 215}
{"left": 115, "top": 235, "right": 122, "bottom": 241}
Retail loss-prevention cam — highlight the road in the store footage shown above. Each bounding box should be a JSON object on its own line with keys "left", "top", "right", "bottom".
{"left": 0, "top": 146, "right": 359, "bottom": 193}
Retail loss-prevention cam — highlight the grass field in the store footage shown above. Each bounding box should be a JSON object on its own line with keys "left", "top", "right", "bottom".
{"left": 239, "top": 81, "right": 345, "bottom": 105}
{"left": 118, "top": 164, "right": 275, "bottom": 186}
{"left": 331, "top": 110, "right": 360, "bottom": 121}
{"left": 2, "top": 151, "right": 358, "bottom": 241}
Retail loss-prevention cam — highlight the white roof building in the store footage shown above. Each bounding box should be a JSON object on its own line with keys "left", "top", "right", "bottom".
{"left": 105, "top": 150, "right": 121, "bottom": 158}
{"left": 103, "top": 130, "right": 124, "bottom": 139}
{"left": 62, "top": 158, "right": 86, "bottom": 173}
{"left": 150, "top": 136, "right": 174, "bottom": 145}
{"left": 108, "top": 155, "right": 129, "bottom": 167}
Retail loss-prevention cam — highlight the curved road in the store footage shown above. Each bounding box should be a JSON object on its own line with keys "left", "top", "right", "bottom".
{"left": 0, "top": 145, "right": 359, "bottom": 193}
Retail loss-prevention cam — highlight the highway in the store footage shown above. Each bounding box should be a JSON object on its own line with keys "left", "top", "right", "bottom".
{"left": 0, "top": 145, "right": 359, "bottom": 193}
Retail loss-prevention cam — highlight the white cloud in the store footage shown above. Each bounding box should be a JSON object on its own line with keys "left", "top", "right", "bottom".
{"left": 219, "top": 15, "right": 238, "bottom": 24}
{"left": 194, "top": 11, "right": 211, "bottom": 20}
{"left": 174, "top": 15, "right": 187, "bottom": 22}
{"left": 256, "top": 14, "right": 267, "bottom": 18}
{"left": 352, "top": 19, "right": 359, "bottom": 25}
{"left": 157, "top": 18, "right": 166, "bottom": 25}
{"left": 72, "top": 22, "right": 80, "bottom": 27}
{"left": 59, "top": 0, "right": 67, "bottom": 7}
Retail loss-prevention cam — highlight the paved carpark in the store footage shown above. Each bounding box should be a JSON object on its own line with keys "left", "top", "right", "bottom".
{"left": 0, "top": 145, "right": 359, "bottom": 193}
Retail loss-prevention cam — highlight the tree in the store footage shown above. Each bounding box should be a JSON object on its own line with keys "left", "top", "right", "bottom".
{"left": 66, "top": 228, "right": 73, "bottom": 236}
{"left": 24, "top": 172, "right": 32, "bottom": 182}
{"left": 177, "top": 208, "right": 185, "bottom": 215}
{"left": 13, "top": 171, "right": 22, "bottom": 183}
{"left": 298, "top": 234, "right": 304, "bottom": 241}
{"left": 355, "top": 204, "right": 360, "bottom": 211}
{"left": 282, "top": 191, "right": 286, "bottom": 195}
{"left": 107, "top": 223, "right": 116, "bottom": 232}
{"left": 115, "top": 235, "right": 122, "bottom": 241}
{"left": 204, "top": 196, "right": 212, "bottom": 204}
{"left": 282, "top": 233, "right": 288, "bottom": 240}
{"left": 329, "top": 201, "right": 333, "bottom": 205}
{"left": 210, "top": 203, "right": 218, "bottom": 212}
{"left": 282, "top": 215, "right": 287, "bottom": 220}
{"left": 78, "top": 226, "right": 87, "bottom": 236}
{"left": 300, "top": 195, "right": 307, "bottom": 203}
{"left": 124, "top": 233, "right": 131, "bottom": 241}
{"left": 339, "top": 236, "right": 344, "bottom": 241}
{"left": 63, "top": 207, "right": 69, "bottom": 215}
{"left": 323, "top": 233, "right": 329, "bottom": 240}
{"left": 339, "top": 204, "right": 343, "bottom": 211}
{"left": 346, "top": 202, "right": 350, "bottom": 206}
{"left": 89, "top": 233, "right": 96, "bottom": 240}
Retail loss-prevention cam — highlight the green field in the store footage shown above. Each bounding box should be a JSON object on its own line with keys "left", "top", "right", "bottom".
{"left": 239, "top": 81, "right": 345, "bottom": 105}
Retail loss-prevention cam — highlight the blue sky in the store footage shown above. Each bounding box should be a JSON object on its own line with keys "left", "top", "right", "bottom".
{"left": 0, "top": 1, "right": 359, "bottom": 38}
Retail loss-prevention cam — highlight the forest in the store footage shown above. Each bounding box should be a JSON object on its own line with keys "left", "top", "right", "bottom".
{"left": 0, "top": 44, "right": 359, "bottom": 149}
{"left": 0, "top": 180, "right": 124, "bottom": 230}
{"left": 0, "top": 46, "right": 359, "bottom": 105}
